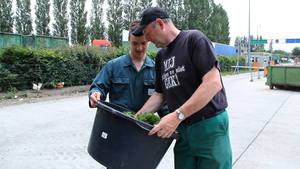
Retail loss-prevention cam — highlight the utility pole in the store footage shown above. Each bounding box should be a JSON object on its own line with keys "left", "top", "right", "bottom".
{"left": 248, "top": 0, "right": 253, "bottom": 82}
{"left": 256, "top": 24, "right": 261, "bottom": 51}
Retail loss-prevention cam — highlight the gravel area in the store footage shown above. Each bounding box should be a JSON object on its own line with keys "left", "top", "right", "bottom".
{"left": 0, "top": 85, "right": 90, "bottom": 108}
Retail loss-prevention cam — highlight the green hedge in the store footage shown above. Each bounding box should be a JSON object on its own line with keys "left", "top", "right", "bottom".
{"left": 0, "top": 45, "right": 244, "bottom": 92}
{"left": 0, "top": 46, "right": 126, "bottom": 92}
{"left": 146, "top": 52, "right": 246, "bottom": 72}
{"left": 218, "top": 56, "right": 245, "bottom": 72}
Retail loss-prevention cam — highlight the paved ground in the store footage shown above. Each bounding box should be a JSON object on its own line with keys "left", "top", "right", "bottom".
{"left": 0, "top": 73, "right": 300, "bottom": 169}
{"left": 226, "top": 74, "right": 300, "bottom": 168}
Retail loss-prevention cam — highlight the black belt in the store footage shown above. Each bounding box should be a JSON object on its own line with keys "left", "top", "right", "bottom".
{"left": 183, "top": 109, "right": 225, "bottom": 125}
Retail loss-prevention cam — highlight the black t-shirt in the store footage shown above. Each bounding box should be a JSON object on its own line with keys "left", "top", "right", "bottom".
{"left": 155, "top": 30, "right": 228, "bottom": 118}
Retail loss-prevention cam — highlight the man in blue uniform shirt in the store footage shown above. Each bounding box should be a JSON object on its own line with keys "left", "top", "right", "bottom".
{"left": 89, "top": 20, "right": 156, "bottom": 112}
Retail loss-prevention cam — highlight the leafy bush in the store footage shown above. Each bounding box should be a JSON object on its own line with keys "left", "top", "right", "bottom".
{"left": 146, "top": 52, "right": 246, "bottom": 72}
{"left": 0, "top": 45, "right": 127, "bottom": 92}
{"left": 124, "top": 111, "right": 160, "bottom": 125}
{"left": 218, "top": 56, "right": 245, "bottom": 72}
{"left": 0, "top": 45, "right": 245, "bottom": 92}
{"left": 137, "top": 112, "right": 160, "bottom": 125}
{"left": 292, "top": 47, "right": 300, "bottom": 56}
{"left": 0, "top": 64, "right": 18, "bottom": 91}
{"left": 147, "top": 51, "right": 158, "bottom": 60}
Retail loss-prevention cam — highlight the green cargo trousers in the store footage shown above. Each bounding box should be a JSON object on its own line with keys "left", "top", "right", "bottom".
{"left": 174, "top": 111, "right": 232, "bottom": 169}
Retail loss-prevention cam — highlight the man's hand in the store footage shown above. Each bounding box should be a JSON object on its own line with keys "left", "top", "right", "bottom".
{"left": 89, "top": 92, "right": 101, "bottom": 108}
{"left": 134, "top": 110, "right": 144, "bottom": 118}
{"left": 148, "top": 111, "right": 180, "bottom": 138}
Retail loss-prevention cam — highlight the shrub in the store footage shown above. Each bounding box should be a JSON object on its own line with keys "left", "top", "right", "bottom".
{"left": 0, "top": 45, "right": 127, "bottom": 92}
{"left": 218, "top": 56, "right": 245, "bottom": 72}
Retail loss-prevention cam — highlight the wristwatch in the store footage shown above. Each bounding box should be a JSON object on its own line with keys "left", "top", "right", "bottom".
{"left": 175, "top": 109, "right": 185, "bottom": 121}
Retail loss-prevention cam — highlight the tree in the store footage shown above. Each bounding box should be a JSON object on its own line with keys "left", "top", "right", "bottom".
{"left": 292, "top": 47, "right": 300, "bottom": 56}
{"left": 52, "top": 0, "right": 68, "bottom": 37}
{"left": 156, "top": 0, "right": 175, "bottom": 15}
{"left": 207, "top": 3, "right": 230, "bottom": 44}
{"left": 138, "top": 0, "right": 152, "bottom": 13}
{"left": 156, "top": 0, "right": 179, "bottom": 26}
{"left": 0, "top": 0, "right": 13, "bottom": 33}
{"left": 77, "top": 0, "right": 88, "bottom": 45}
{"left": 268, "top": 39, "right": 273, "bottom": 53}
{"left": 156, "top": 0, "right": 187, "bottom": 30}
{"left": 107, "top": 0, "right": 123, "bottom": 47}
{"left": 35, "top": 0, "right": 50, "bottom": 36}
{"left": 123, "top": 0, "right": 139, "bottom": 30}
{"left": 186, "top": 0, "right": 211, "bottom": 33}
{"left": 174, "top": 0, "right": 188, "bottom": 30}
{"left": 234, "top": 36, "right": 249, "bottom": 55}
{"left": 70, "top": 0, "right": 88, "bottom": 45}
{"left": 234, "top": 37, "right": 242, "bottom": 55}
{"left": 90, "top": 0, "right": 105, "bottom": 40}
{"left": 273, "top": 50, "right": 289, "bottom": 58}
{"left": 15, "top": 0, "right": 33, "bottom": 35}
{"left": 155, "top": 0, "right": 191, "bottom": 30}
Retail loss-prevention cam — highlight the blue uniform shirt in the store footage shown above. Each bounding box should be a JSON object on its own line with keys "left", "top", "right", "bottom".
{"left": 89, "top": 54, "right": 156, "bottom": 112}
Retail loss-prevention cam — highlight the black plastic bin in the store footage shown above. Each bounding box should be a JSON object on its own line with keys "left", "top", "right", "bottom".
{"left": 88, "top": 101, "right": 176, "bottom": 169}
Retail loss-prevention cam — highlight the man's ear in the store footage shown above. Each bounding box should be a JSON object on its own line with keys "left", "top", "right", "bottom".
{"left": 155, "top": 18, "right": 165, "bottom": 30}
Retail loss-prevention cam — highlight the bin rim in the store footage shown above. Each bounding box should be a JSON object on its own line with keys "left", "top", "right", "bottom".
{"left": 96, "top": 101, "right": 179, "bottom": 139}
{"left": 96, "top": 101, "right": 154, "bottom": 130}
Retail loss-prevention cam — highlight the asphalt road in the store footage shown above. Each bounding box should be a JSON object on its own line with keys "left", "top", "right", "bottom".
{"left": 1, "top": 73, "right": 300, "bottom": 169}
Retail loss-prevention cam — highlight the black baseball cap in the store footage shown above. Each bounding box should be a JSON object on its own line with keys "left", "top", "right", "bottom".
{"left": 132, "top": 7, "right": 169, "bottom": 36}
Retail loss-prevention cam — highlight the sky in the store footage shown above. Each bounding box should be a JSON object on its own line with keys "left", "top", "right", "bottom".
{"left": 214, "top": 0, "right": 300, "bottom": 52}
{"left": 95, "top": 0, "right": 300, "bottom": 52}
{"left": 11, "top": 0, "right": 300, "bottom": 52}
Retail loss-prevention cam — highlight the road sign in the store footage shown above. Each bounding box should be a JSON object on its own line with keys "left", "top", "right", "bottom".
{"left": 251, "top": 39, "right": 268, "bottom": 45}
{"left": 285, "top": 39, "right": 300, "bottom": 43}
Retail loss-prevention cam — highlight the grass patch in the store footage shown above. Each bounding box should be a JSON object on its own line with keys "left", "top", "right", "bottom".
{"left": 0, "top": 90, "right": 28, "bottom": 100}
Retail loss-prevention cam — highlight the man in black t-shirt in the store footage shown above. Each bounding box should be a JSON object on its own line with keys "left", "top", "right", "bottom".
{"left": 134, "top": 7, "right": 232, "bottom": 169}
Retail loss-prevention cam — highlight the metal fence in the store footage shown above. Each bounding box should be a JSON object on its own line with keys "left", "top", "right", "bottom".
{"left": 0, "top": 32, "right": 68, "bottom": 48}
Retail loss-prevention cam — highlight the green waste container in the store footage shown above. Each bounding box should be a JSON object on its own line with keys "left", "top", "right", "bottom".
{"left": 266, "top": 65, "right": 300, "bottom": 89}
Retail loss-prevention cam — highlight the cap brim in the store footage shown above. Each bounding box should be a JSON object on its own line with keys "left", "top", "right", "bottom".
{"left": 132, "top": 25, "right": 145, "bottom": 36}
